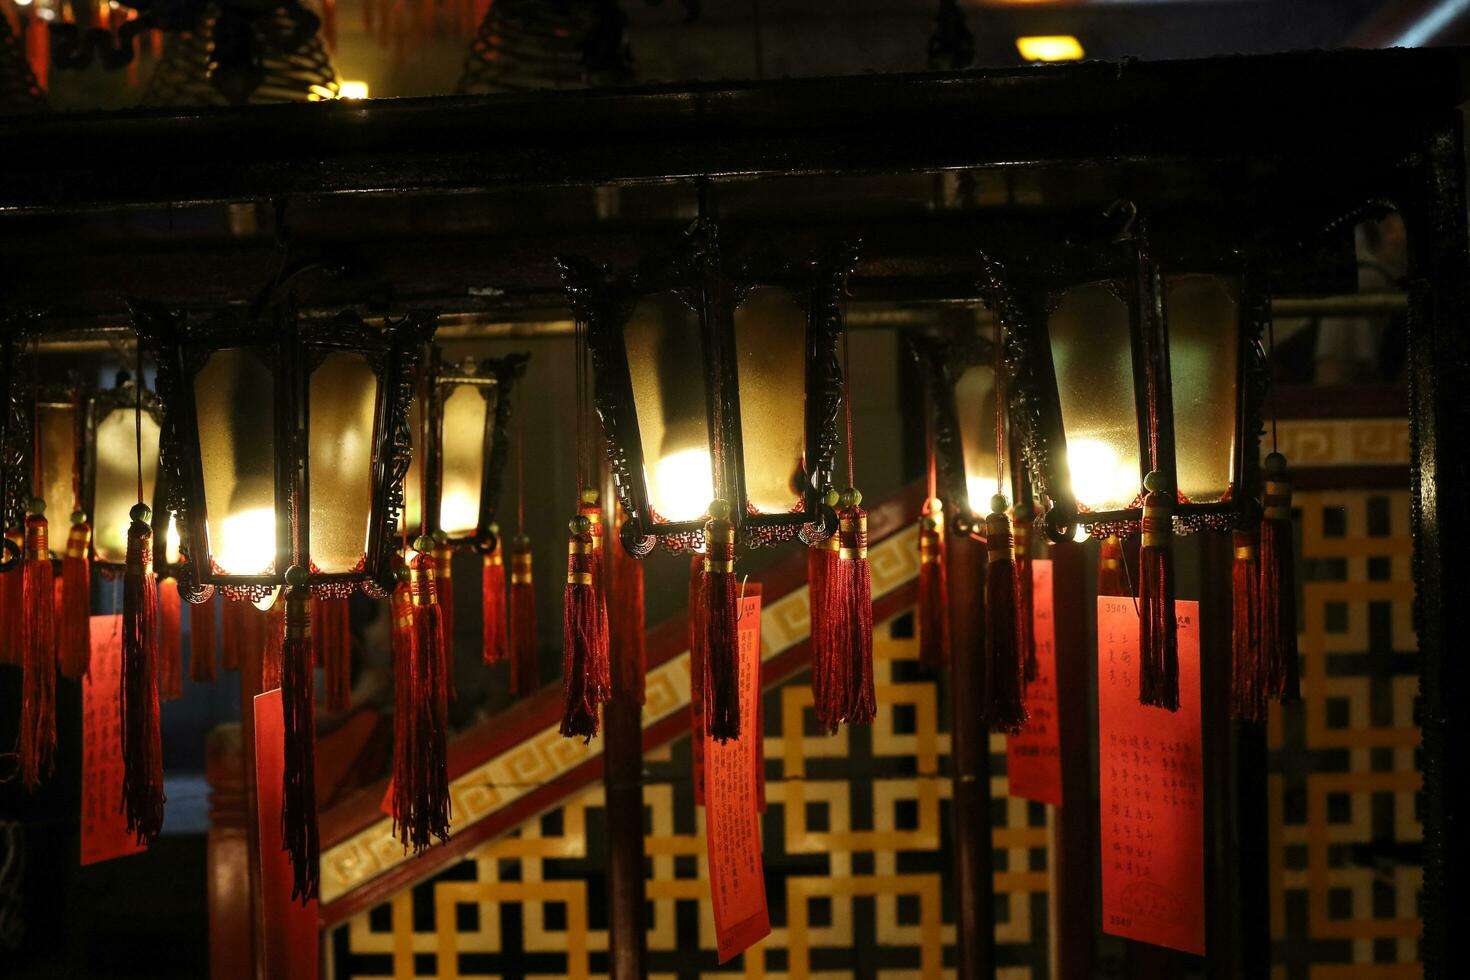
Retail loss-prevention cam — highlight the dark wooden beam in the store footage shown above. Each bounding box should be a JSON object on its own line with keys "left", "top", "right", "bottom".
{"left": 0, "top": 49, "right": 1461, "bottom": 215}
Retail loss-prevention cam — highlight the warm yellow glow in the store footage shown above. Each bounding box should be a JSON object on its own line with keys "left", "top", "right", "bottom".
{"left": 1073, "top": 524, "right": 1090, "bottom": 543}
{"left": 1016, "top": 36, "right": 1084, "bottom": 62}
{"left": 1067, "top": 438, "right": 1140, "bottom": 512}
{"left": 338, "top": 80, "right": 369, "bottom": 100}
{"left": 253, "top": 587, "right": 282, "bottom": 612}
{"left": 215, "top": 507, "right": 276, "bottom": 576}
{"left": 164, "top": 514, "right": 181, "bottom": 567}
{"left": 649, "top": 449, "right": 714, "bottom": 522}
{"left": 438, "top": 491, "right": 479, "bottom": 538}
{"left": 14, "top": 0, "right": 32, "bottom": 7}
{"left": 967, "top": 476, "right": 994, "bottom": 517}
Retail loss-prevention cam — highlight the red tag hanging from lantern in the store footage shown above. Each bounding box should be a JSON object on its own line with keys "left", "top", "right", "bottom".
{"left": 706, "top": 586, "right": 770, "bottom": 963}
{"left": 82, "top": 614, "right": 147, "bottom": 866}
{"left": 1098, "top": 596, "right": 1204, "bottom": 956}
{"left": 1006, "top": 559, "right": 1060, "bottom": 805}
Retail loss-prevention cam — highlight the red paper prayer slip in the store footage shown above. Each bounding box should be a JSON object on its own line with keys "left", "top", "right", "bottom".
{"left": 1006, "top": 559, "right": 1061, "bottom": 805}
{"left": 705, "top": 586, "right": 770, "bottom": 964}
{"left": 1097, "top": 596, "right": 1205, "bottom": 956}
{"left": 255, "top": 688, "right": 320, "bottom": 980}
{"left": 81, "top": 614, "right": 147, "bottom": 865}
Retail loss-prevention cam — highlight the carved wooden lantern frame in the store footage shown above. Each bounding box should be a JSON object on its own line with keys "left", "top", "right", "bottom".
{"left": 984, "top": 205, "right": 1269, "bottom": 543}
{"left": 139, "top": 304, "right": 433, "bottom": 602}
{"left": 411, "top": 348, "right": 530, "bottom": 554}
{"left": 80, "top": 374, "right": 168, "bottom": 574}
{"left": 558, "top": 218, "right": 858, "bottom": 557}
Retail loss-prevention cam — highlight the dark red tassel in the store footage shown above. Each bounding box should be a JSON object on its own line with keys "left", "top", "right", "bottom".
{"left": 392, "top": 539, "right": 451, "bottom": 851}
{"left": 509, "top": 536, "right": 538, "bottom": 697}
{"left": 808, "top": 533, "right": 845, "bottom": 734}
{"left": 314, "top": 595, "right": 352, "bottom": 712}
{"left": 1230, "top": 530, "right": 1264, "bottom": 722}
{"left": 609, "top": 504, "right": 645, "bottom": 703}
{"left": 121, "top": 505, "right": 164, "bottom": 844}
{"left": 280, "top": 580, "right": 320, "bottom": 900}
{"left": 190, "top": 592, "right": 217, "bottom": 683}
{"left": 1138, "top": 476, "right": 1180, "bottom": 711}
{"left": 59, "top": 516, "right": 92, "bottom": 679}
{"left": 1260, "top": 453, "right": 1299, "bottom": 704}
{"left": 1098, "top": 534, "right": 1127, "bottom": 597}
{"left": 1014, "top": 502, "right": 1037, "bottom": 685}
{"left": 481, "top": 539, "right": 508, "bottom": 665}
{"left": 689, "top": 552, "right": 706, "bottom": 805}
{"left": 2, "top": 528, "right": 23, "bottom": 667}
{"left": 19, "top": 508, "right": 56, "bottom": 790}
{"left": 560, "top": 515, "right": 610, "bottom": 741}
{"left": 836, "top": 493, "right": 875, "bottom": 727}
{"left": 580, "top": 492, "right": 611, "bottom": 682}
{"left": 433, "top": 536, "right": 456, "bottom": 700}
{"left": 260, "top": 597, "right": 284, "bottom": 692}
{"left": 917, "top": 498, "right": 949, "bottom": 673}
{"left": 984, "top": 500, "right": 1027, "bottom": 732}
{"left": 158, "top": 576, "right": 183, "bottom": 702}
{"left": 703, "top": 504, "right": 740, "bottom": 743}
{"left": 221, "top": 597, "right": 244, "bottom": 671}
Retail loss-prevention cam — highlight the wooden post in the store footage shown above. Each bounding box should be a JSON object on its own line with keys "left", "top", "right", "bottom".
{"left": 1405, "top": 113, "right": 1470, "bottom": 980}
{"left": 602, "top": 690, "right": 647, "bottom": 979}
{"left": 946, "top": 531, "right": 994, "bottom": 979}
{"left": 1048, "top": 539, "right": 1097, "bottom": 980}
{"left": 206, "top": 724, "right": 255, "bottom": 980}
{"left": 239, "top": 610, "right": 266, "bottom": 980}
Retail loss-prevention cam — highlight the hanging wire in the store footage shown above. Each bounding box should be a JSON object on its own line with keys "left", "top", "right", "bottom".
{"left": 135, "top": 343, "right": 145, "bottom": 505}
{"left": 994, "top": 323, "right": 1005, "bottom": 497}
{"left": 842, "top": 330, "right": 856, "bottom": 489}
{"left": 1267, "top": 313, "right": 1279, "bottom": 454}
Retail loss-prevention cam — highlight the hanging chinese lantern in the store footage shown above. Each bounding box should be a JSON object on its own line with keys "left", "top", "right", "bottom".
{"left": 402, "top": 347, "right": 529, "bottom": 699}
{"left": 987, "top": 201, "right": 1275, "bottom": 715}
{"left": 559, "top": 208, "right": 861, "bottom": 744}
{"left": 910, "top": 325, "right": 1034, "bottom": 731}
{"left": 139, "top": 303, "right": 432, "bottom": 890}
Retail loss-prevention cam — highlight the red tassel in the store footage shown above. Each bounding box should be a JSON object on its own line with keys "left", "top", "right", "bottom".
{"left": 1014, "top": 502, "right": 1036, "bottom": 685}
{"left": 917, "top": 499, "right": 949, "bottom": 672}
{"left": 1138, "top": 478, "right": 1180, "bottom": 711}
{"left": 189, "top": 592, "right": 217, "bottom": 683}
{"left": 703, "top": 505, "right": 740, "bottom": 743}
{"left": 837, "top": 495, "right": 875, "bottom": 727}
{"left": 509, "top": 537, "right": 538, "bottom": 697}
{"left": 433, "top": 538, "right": 456, "bottom": 700}
{"left": 2, "top": 528, "right": 22, "bottom": 667}
{"left": 158, "top": 577, "right": 183, "bottom": 702}
{"left": 688, "top": 553, "right": 706, "bottom": 805}
{"left": 314, "top": 595, "right": 352, "bottom": 712}
{"left": 121, "top": 506, "right": 164, "bottom": 844}
{"left": 1098, "top": 534, "right": 1127, "bottom": 597}
{"left": 259, "top": 597, "right": 284, "bottom": 692}
{"left": 609, "top": 505, "right": 645, "bottom": 703}
{"left": 1260, "top": 453, "right": 1299, "bottom": 704}
{"left": 984, "top": 502, "right": 1027, "bottom": 732}
{"left": 392, "top": 541, "right": 451, "bottom": 851}
{"left": 1230, "top": 530, "right": 1264, "bottom": 722}
{"left": 580, "top": 493, "right": 611, "bottom": 681}
{"left": 808, "top": 534, "right": 845, "bottom": 734}
{"left": 59, "top": 517, "right": 92, "bottom": 679}
{"left": 19, "top": 509, "right": 56, "bottom": 790}
{"left": 560, "top": 516, "right": 610, "bottom": 741}
{"left": 481, "top": 540, "right": 508, "bottom": 665}
{"left": 280, "top": 582, "right": 320, "bottom": 900}
{"left": 220, "top": 597, "right": 244, "bottom": 671}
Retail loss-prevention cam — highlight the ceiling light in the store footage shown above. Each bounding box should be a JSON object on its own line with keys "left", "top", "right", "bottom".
{"left": 1016, "top": 36, "right": 1085, "bottom": 62}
